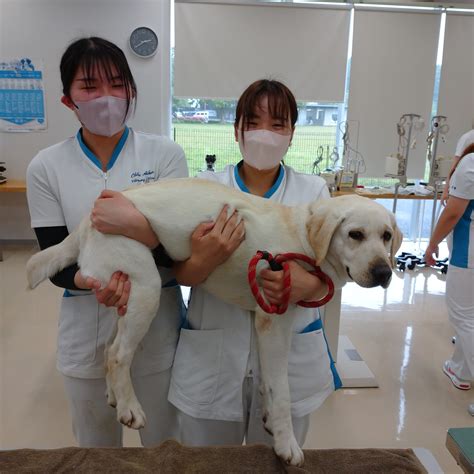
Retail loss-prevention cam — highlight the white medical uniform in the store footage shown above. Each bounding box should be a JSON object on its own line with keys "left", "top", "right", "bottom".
{"left": 455, "top": 129, "right": 474, "bottom": 157}
{"left": 446, "top": 152, "right": 474, "bottom": 381}
{"left": 169, "top": 162, "right": 341, "bottom": 447}
{"left": 27, "top": 127, "right": 188, "bottom": 447}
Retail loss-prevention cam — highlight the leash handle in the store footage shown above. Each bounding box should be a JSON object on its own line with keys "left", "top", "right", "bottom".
{"left": 248, "top": 251, "right": 335, "bottom": 314}
{"left": 274, "top": 253, "right": 335, "bottom": 308}
{"left": 248, "top": 251, "right": 290, "bottom": 314}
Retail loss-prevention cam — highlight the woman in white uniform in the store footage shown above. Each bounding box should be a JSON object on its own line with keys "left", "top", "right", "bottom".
{"left": 441, "top": 127, "right": 474, "bottom": 205}
{"left": 425, "top": 141, "right": 474, "bottom": 416}
{"left": 93, "top": 79, "right": 341, "bottom": 445}
{"left": 26, "top": 37, "right": 188, "bottom": 447}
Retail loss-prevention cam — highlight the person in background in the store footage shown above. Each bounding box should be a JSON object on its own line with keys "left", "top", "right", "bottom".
{"left": 92, "top": 80, "right": 342, "bottom": 447}
{"left": 26, "top": 37, "right": 188, "bottom": 447}
{"left": 425, "top": 139, "right": 474, "bottom": 417}
{"left": 441, "top": 125, "right": 474, "bottom": 205}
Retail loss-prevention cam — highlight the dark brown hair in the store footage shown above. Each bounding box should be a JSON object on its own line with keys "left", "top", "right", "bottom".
{"left": 60, "top": 37, "right": 137, "bottom": 117}
{"left": 234, "top": 79, "right": 298, "bottom": 141}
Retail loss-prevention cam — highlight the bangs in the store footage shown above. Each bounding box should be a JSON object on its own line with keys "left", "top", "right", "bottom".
{"left": 79, "top": 50, "right": 136, "bottom": 114}
{"left": 60, "top": 37, "right": 137, "bottom": 116}
{"left": 236, "top": 79, "right": 298, "bottom": 133}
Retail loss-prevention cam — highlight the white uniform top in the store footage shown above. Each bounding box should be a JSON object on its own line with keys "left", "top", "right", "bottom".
{"left": 448, "top": 153, "right": 474, "bottom": 269}
{"left": 455, "top": 129, "right": 474, "bottom": 156}
{"left": 27, "top": 127, "right": 188, "bottom": 378}
{"left": 169, "top": 162, "right": 341, "bottom": 421}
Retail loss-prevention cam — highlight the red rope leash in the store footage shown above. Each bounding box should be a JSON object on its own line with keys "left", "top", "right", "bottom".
{"left": 247, "top": 251, "right": 335, "bottom": 315}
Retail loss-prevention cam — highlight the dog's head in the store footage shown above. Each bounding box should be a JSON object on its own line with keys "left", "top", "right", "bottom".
{"left": 306, "top": 195, "right": 403, "bottom": 289}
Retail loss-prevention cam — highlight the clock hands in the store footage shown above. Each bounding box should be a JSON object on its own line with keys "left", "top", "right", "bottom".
{"left": 135, "top": 39, "right": 153, "bottom": 48}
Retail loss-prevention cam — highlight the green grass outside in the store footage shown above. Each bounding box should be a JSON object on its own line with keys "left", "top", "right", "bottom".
{"left": 173, "top": 122, "right": 338, "bottom": 177}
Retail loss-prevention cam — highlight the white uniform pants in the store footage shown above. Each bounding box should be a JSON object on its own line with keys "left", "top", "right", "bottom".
{"left": 446, "top": 265, "right": 474, "bottom": 381}
{"left": 63, "top": 368, "right": 179, "bottom": 447}
{"left": 179, "top": 377, "right": 310, "bottom": 446}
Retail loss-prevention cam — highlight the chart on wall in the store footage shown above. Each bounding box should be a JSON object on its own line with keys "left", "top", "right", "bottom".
{"left": 0, "top": 58, "right": 47, "bottom": 132}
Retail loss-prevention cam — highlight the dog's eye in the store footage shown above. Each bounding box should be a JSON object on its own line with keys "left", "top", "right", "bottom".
{"left": 383, "top": 231, "right": 392, "bottom": 242}
{"left": 349, "top": 231, "right": 364, "bottom": 241}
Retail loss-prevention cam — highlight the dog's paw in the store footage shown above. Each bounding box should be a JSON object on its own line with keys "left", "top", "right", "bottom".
{"left": 274, "top": 434, "right": 304, "bottom": 467}
{"left": 117, "top": 401, "right": 146, "bottom": 430}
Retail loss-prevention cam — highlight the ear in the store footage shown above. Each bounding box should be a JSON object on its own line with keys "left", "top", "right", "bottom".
{"left": 389, "top": 214, "right": 403, "bottom": 268}
{"left": 61, "top": 95, "right": 76, "bottom": 111}
{"left": 234, "top": 125, "right": 239, "bottom": 143}
{"left": 306, "top": 200, "right": 345, "bottom": 265}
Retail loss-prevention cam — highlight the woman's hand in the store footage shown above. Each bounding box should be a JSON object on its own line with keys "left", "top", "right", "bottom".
{"left": 174, "top": 205, "right": 245, "bottom": 286}
{"left": 424, "top": 243, "right": 439, "bottom": 267}
{"left": 191, "top": 206, "right": 245, "bottom": 268}
{"left": 260, "top": 261, "right": 328, "bottom": 306}
{"left": 440, "top": 182, "right": 449, "bottom": 207}
{"left": 74, "top": 270, "right": 131, "bottom": 316}
{"left": 91, "top": 190, "right": 159, "bottom": 248}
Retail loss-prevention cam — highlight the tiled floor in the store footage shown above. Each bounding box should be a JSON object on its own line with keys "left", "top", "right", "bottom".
{"left": 1, "top": 245, "right": 472, "bottom": 472}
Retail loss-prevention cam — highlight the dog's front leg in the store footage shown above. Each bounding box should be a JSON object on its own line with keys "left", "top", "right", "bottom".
{"left": 255, "top": 308, "right": 304, "bottom": 467}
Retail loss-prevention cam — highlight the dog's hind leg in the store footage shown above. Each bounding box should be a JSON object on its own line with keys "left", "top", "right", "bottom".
{"left": 255, "top": 308, "right": 304, "bottom": 467}
{"left": 106, "top": 272, "right": 162, "bottom": 430}
{"left": 104, "top": 324, "right": 118, "bottom": 408}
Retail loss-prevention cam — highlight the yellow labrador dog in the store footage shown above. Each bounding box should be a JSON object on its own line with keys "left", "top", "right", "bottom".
{"left": 27, "top": 178, "right": 402, "bottom": 466}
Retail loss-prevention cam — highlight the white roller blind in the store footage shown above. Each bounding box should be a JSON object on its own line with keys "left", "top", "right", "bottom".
{"left": 348, "top": 9, "right": 440, "bottom": 178}
{"left": 174, "top": 1, "right": 350, "bottom": 101}
{"left": 436, "top": 13, "right": 474, "bottom": 158}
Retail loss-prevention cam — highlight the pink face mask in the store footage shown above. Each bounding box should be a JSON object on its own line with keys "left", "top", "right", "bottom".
{"left": 74, "top": 96, "right": 134, "bottom": 137}
{"left": 238, "top": 129, "right": 291, "bottom": 170}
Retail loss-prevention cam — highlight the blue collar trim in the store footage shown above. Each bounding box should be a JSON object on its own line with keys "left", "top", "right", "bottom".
{"left": 234, "top": 161, "right": 285, "bottom": 199}
{"left": 76, "top": 126, "right": 129, "bottom": 171}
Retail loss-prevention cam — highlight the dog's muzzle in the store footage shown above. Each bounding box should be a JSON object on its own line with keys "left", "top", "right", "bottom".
{"left": 371, "top": 263, "right": 392, "bottom": 288}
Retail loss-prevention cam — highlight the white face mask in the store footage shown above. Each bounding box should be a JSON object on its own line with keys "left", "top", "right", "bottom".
{"left": 238, "top": 129, "right": 291, "bottom": 170}
{"left": 74, "top": 96, "right": 134, "bottom": 137}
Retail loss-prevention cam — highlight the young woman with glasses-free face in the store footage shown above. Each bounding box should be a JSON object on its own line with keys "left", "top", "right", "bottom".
{"left": 26, "top": 37, "right": 188, "bottom": 447}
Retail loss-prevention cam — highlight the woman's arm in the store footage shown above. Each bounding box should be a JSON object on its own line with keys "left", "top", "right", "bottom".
{"left": 425, "top": 195, "right": 469, "bottom": 265}
{"left": 440, "top": 155, "right": 461, "bottom": 206}
{"left": 91, "top": 190, "right": 159, "bottom": 248}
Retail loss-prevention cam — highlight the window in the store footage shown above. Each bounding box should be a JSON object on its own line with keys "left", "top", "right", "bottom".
{"left": 172, "top": 97, "right": 345, "bottom": 176}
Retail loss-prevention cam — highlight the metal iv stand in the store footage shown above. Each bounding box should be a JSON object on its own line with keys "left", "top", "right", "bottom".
{"left": 426, "top": 115, "right": 449, "bottom": 236}
{"left": 389, "top": 114, "right": 423, "bottom": 214}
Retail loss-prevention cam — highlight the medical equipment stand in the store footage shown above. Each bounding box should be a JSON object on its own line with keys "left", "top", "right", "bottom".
{"left": 387, "top": 114, "right": 423, "bottom": 214}
{"left": 426, "top": 116, "right": 449, "bottom": 236}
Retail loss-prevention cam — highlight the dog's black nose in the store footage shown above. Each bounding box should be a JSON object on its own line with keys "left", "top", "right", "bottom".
{"left": 372, "top": 264, "right": 392, "bottom": 287}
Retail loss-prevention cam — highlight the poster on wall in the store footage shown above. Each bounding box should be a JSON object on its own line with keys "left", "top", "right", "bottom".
{"left": 0, "top": 58, "right": 47, "bottom": 132}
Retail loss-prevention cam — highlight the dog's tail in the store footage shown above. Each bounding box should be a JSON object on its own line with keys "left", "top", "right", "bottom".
{"left": 26, "top": 231, "right": 80, "bottom": 289}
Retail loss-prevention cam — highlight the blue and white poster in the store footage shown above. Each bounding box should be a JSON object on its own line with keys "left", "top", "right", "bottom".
{"left": 0, "top": 58, "right": 47, "bottom": 132}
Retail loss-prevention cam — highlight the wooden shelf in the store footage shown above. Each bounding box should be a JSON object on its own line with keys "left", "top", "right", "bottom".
{"left": 332, "top": 189, "right": 439, "bottom": 200}
{"left": 0, "top": 180, "right": 26, "bottom": 193}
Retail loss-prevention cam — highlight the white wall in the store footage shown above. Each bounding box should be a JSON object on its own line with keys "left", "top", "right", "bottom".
{"left": 0, "top": 0, "right": 170, "bottom": 239}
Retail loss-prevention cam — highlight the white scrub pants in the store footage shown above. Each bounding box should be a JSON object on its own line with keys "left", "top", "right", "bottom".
{"left": 446, "top": 265, "right": 474, "bottom": 381}
{"left": 63, "top": 368, "right": 179, "bottom": 447}
{"left": 179, "top": 377, "right": 310, "bottom": 446}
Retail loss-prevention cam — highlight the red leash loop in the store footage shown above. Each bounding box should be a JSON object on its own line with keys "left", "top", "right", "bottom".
{"left": 248, "top": 251, "right": 291, "bottom": 314}
{"left": 247, "top": 251, "right": 335, "bottom": 314}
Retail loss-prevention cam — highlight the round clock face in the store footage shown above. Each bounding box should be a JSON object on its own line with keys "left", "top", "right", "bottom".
{"left": 129, "top": 27, "right": 158, "bottom": 58}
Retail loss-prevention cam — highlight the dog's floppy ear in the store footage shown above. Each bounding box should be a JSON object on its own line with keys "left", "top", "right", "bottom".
{"left": 306, "top": 200, "right": 345, "bottom": 265}
{"left": 389, "top": 213, "right": 403, "bottom": 268}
